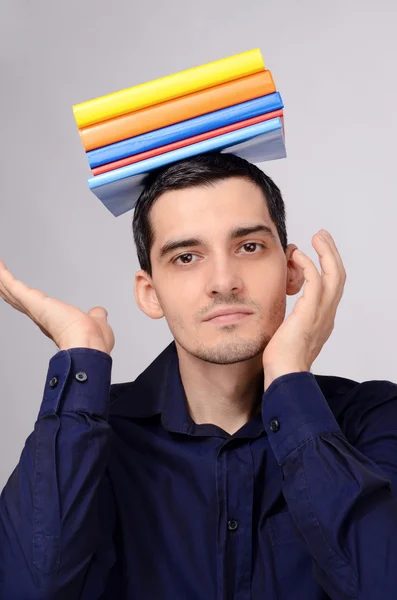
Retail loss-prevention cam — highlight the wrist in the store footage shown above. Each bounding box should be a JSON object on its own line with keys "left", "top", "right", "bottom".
{"left": 58, "top": 337, "right": 110, "bottom": 354}
{"left": 264, "top": 365, "right": 309, "bottom": 392}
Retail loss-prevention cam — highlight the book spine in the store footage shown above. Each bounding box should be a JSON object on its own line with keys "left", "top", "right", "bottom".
{"left": 73, "top": 48, "right": 265, "bottom": 128}
{"left": 88, "top": 117, "right": 282, "bottom": 189}
{"left": 87, "top": 92, "right": 283, "bottom": 168}
{"left": 91, "top": 109, "right": 284, "bottom": 175}
{"left": 80, "top": 71, "right": 276, "bottom": 152}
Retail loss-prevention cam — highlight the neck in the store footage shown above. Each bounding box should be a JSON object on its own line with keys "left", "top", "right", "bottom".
{"left": 175, "top": 343, "right": 265, "bottom": 435}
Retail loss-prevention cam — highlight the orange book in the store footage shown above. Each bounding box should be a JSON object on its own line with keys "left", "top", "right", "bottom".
{"left": 92, "top": 109, "right": 284, "bottom": 175}
{"left": 80, "top": 71, "right": 276, "bottom": 152}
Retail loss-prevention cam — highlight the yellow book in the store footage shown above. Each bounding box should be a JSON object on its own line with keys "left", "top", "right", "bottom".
{"left": 73, "top": 48, "right": 265, "bottom": 129}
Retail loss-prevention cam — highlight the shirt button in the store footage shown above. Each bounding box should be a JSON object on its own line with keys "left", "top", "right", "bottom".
{"left": 269, "top": 419, "right": 280, "bottom": 432}
{"left": 49, "top": 376, "right": 59, "bottom": 388}
{"left": 227, "top": 519, "right": 239, "bottom": 532}
{"left": 75, "top": 371, "right": 88, "bottom": 383}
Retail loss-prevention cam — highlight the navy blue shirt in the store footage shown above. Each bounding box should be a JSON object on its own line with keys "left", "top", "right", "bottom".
{"left": 1, "top": 341, "right": 397, "bottom": 599}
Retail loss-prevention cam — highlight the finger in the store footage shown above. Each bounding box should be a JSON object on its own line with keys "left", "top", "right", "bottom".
{"left": 0, "top": 279, "right": 15, "bottom": 305}
{"left": 0, "top": 289, "right": 26, "bottom": 313}
{"left": 88, "top": 306, "right": 108, "bottom": 321}
{"left": 312, "top": 232, "right": 346, "bottom": 309}
{"left": 317, "top": 231, "right": 346, "bottom": 280}
{"left": 0, "top": 281, "right": 42, "bottom": 320}
{"left": 0, "top": 263, "right": 27, "bottom": 313}
{"left": 292, "top": 249, "right": 323, "bottom": 319}
{"left": 0, "top": 260, "right": 49, "bottom": 319}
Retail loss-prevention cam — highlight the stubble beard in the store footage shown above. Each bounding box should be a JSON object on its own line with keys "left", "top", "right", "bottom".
{"left": 191, "top": 327, "right": 272, "bottom": 364}
{"left": 169, "top": 296, "right": 286, "bottom": 366}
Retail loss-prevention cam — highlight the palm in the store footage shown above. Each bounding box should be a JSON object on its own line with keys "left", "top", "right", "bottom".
{"left": 0, "top": 258, "right": 115, "bottom": 354}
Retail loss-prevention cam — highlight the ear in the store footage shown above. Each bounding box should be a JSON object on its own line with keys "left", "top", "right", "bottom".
{"left": 134, "top": 270, "right": 164, "bottom": 319}
{"left": 284, "top": 243, "right": 305, "bottom": 296}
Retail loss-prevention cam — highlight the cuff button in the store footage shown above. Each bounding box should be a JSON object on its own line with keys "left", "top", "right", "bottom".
{"left": 269, "top": 419, "right": 280, "bottom": 432}
{"left": 49, "top": 376, "right": 59, "bottom": 388}
{"left": 75, "top": 371, "right": 88, "bottom": 383}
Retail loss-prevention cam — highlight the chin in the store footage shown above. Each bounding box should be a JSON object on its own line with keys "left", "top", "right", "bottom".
{"left": 187, "top": 336, "right": 270, "bottom": 365}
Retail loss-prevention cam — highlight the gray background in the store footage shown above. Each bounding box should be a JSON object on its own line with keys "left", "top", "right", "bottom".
{"left": 0, "top": 0, "right": 396, "bottom": 489}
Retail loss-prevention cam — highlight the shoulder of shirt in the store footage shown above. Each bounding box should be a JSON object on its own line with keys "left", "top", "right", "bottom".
{"left": 314, "top": 372, "right": 397, "bottom": 436}
{"left": 108, "top": 377, "right": 164, "bottom": 419}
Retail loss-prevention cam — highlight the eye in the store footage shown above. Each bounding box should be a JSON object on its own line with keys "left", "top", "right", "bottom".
{"left": 173, "top": 253, "right": 199, "bottom": 265}
{"left": 239, "top": 242, "right": 265, "bottom": 254}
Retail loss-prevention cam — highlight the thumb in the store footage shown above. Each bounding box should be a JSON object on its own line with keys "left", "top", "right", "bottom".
{"left": 87, "top": 306, "right": 108, "bottom": 320}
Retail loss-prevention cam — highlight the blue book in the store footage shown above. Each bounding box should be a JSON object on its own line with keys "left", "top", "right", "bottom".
{"left": 87, "top": 92, "right": 283, "bottom": 168}
{"left": 88, "top": 117, "right": 286, "bottom": 217}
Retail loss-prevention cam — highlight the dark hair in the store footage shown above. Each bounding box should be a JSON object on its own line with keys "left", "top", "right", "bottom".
{"left": 132, "top": 152, "right": 288, "bottom": 276}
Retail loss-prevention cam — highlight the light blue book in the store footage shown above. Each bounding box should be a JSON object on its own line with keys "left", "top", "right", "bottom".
{"left": 87, "top": 117, "right": 286, "bottom": 217}
{"left": 87, "top": 92, "right": 283, "bottom": 168}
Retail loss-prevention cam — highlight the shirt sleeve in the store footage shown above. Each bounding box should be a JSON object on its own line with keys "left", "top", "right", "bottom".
{"left": 0, "top": 347, "right": 115, "bottom": 600}
{"left": 262, "top": 371, "right": 397, "bottom": 600}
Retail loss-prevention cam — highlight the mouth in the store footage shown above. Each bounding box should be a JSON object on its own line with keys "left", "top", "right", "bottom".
{"left": 204, "top": 312, "right": 253, "bottom": 325}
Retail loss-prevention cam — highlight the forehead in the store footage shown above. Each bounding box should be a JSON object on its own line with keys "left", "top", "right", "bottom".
{"left": 150, "top": 178, "right": 273, "bottom": 241}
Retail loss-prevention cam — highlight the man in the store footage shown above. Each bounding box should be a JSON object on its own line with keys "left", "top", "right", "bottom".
{"left": 0, "top": 152, "right": 396, "bottom": 599}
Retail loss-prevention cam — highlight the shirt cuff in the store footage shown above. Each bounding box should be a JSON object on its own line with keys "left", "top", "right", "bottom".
{"left": 262, "top": 371, "right": 342, "bottom": 464}
{"left": 38, "top": 348, "right": 113, "bottom": 420}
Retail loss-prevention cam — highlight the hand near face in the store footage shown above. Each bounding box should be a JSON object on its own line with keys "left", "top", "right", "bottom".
{"left": 262, "top": 230, "right": 347, "bottom": 391}
{"left": 0, "top": 258, "right": 115, "bottom": 354}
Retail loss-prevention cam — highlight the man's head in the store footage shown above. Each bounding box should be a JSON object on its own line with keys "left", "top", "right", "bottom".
{"left": 133, "top": 152, "right": 304, "bottom": 365}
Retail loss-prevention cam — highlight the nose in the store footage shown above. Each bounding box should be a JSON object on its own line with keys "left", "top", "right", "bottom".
{"left": 205, "top": 257, "right": 244, "bottom": 298}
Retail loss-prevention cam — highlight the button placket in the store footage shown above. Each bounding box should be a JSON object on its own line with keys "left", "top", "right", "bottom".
{"left": 223, "top": 443, "right": 254, "bottom": 599}
{"left": 227, "top": 519, "right": 239, "bottom": 532}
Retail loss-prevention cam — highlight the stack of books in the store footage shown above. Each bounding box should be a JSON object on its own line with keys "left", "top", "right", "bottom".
{"left": 72, "top": 48, "right": 286, "bottom": 217}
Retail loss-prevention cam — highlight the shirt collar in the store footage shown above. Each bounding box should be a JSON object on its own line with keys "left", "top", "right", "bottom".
{"left": 109, "top": 341, "right": 175, "bottom": 419}
{"left": 109, "top": 341, "right": 265, "bottom": 439}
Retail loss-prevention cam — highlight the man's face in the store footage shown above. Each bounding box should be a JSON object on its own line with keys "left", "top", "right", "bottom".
{"left": 137, "top": 177, "right": 300, "bottom": 365}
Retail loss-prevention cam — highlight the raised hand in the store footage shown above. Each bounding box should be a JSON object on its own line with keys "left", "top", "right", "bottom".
{"left": 262, "top": 229, "right": 347, "bottom": 391}
{"left": 0, "top": 258, "right": 115, "bottom": 354}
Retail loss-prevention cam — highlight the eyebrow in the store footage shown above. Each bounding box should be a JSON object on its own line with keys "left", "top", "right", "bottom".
{"left": 158, "top": 224, "right": 277, "bottom": 260}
